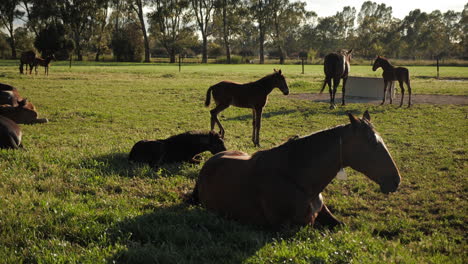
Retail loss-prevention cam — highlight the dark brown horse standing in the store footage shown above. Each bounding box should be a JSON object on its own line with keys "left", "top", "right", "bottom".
{"left": 320, "top": 49, "right": 352, "bottom": 109}
{"left": 19, "top": 51, "right": 36, "bottom": 74}
{"left": 205, "top": 69, "right": 289, "bottom": 146}
{"left": 372, "top": 56, "right": 412, "bottom": 107}
{"left": 189, "top": 111, "right": 401, "bottom": 229}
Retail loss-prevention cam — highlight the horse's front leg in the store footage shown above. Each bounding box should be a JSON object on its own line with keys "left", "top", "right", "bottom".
{"left": 253, "top": 107, "right": 263, "bottom": 147}
{"left": 381, "top": 80, "right": 388, "bottom": 105}
{"left": 341, "top": 77, "right": 348, "bottom": 106}
{"left": 407, "top": 81, "right": 412, "bottom": 107}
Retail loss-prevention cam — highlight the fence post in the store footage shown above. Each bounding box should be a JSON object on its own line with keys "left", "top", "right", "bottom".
{"left": 436, "top": 56, "right": 440, "bottom": 79}
{"left": 179, "top": 54, "right": 181, "bottom": 72}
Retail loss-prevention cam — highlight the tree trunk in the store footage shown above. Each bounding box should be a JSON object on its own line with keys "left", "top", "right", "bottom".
{"left": 278, "top": 46, "right": 284, "bottom": 64}
{"left": 222, "top": 1, "right": 231, "bottom": 64}
{"left": 136, "top": 0, "right": 150, "bottom": 62}
{"left": 259, "top": 25, "right": 265, "bottom": 64}
{"left": 8, "top": 31, "right": 17, "bottom": 59}
{"left": 202, "top": 35, "right": 208, "bottom": 63}
{"left": 170, "top": 50, "right": 176, "bottom": 63}
{"left": 74, "top": 33, "right": 82, "bottom": 61}
{"left": 95, "top": 48, "right": 101, "bottom": 61}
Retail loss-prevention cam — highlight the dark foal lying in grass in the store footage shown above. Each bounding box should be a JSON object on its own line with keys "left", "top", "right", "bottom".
{"left": 129, "top": 131, "right": 227, "bottom": 167}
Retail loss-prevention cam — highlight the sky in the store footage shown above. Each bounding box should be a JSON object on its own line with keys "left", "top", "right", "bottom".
{"left": 304, "top": 0, "right": 466, "bottom": 19}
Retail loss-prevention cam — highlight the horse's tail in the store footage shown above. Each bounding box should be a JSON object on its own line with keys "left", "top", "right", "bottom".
{"left": 319, "top": 79, "right": 327, "bottom": 94}
{"left": 185, "top": 181, "right": 200, "bottom": 205}
{"left": 205, "top": 86, "right": 213, "bottom": 107}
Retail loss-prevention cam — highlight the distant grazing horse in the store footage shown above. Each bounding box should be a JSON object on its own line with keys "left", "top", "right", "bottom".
{"left": 189, "top": 111, "right": 401, "bottom": 229}
{"left": 320, "top": 49, "right": 353, "bottom": 109}
{"left": 129, "top": 131, "right": 227, "bottom": 167}
{"left": 0, "top": 115, "right": 22, "bottom": 149}
{"left": 205, "top": 69, "right": 289, "bottom": 146}
{"left": 372, "top": 56, "right": 412, "bottom": 107}
{"left": 19, "top": 50, "right": 36, "bottom": 74}
{"left": 33, "top": 54, "right": 55, "bottom": 75}
{"left": 0, "top": 83, "right": 48, "bottom": 124}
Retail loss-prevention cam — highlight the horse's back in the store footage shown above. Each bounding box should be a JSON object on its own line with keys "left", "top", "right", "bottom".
{"left": 211, "top": 81, "right": 264, "bottom": 107}
{"left": 324, "top": 53, "right": 347, "bottom": 78}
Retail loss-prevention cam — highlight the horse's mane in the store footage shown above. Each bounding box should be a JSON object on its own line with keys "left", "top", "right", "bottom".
{"left": 252, "top": 124, "right": 347, "bottom": 161}
{"left": 377, "top": 56, "right": 393, "bottom": 67}
{"left": 249, "top": 72, "right": 278, "bottom": 86}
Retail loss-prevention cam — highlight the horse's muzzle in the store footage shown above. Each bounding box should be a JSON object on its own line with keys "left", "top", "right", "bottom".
{"left": 380, "top": 178, "right": 400, "bottom": 194}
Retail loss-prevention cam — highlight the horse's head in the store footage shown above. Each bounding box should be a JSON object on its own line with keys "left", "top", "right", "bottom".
{"left": 273, "top": 69, "right": 289, "bottom": 95}
{"left": 344, "top": 111, "right": 401, "bottom": 194}
{"left": 344, "top": 49, "right": 353, "bottom": 62}
{"left": 207, "top": 131, "right": 227, "bottom": 154}
{"left": 372, "top": 56, "right": 382, "bottom": 71}
{"left": 0, "top": 99, "right": 47, "bottom": 124}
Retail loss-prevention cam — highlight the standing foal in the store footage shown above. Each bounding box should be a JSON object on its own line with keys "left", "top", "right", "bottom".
{"left": 205, "top": 69, "right": 289, "bottom": 147}
{"left": 33, "top": 55, "right": 55, "bottom": 76}
{"left": 372, "top": 56, "right": 412, "bottom": 107}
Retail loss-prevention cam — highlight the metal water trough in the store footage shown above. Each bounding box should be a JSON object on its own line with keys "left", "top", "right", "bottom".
{"left": 346, "top": 76, "right": 394, "bottom": 99}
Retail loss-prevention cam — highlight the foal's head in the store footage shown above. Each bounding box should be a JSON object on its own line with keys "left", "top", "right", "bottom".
{"left": 272, "top": 69, "right": 289, "bottom": 95}
{"left": 344, "top": 111, "right": 401, "bottom": 194}
{"left": 372, "top": 56, "right": 385, "bottom": 71}
{"left": 343, "top": 49, "right": 353, "bottom": 62}
{"left": 205, "top": 131, "right": 227, "bottom": 154}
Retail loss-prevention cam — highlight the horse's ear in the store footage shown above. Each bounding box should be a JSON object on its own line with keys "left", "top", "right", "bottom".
{"left": 347, "top": 112, "right": 361, "bottom": 127}
{"left": 278, "top": 69, "right": 282, "bottom": 75}
{"left": 273, "top": 69, "right": 277, "bottom": 73}
{"left": 348, "top": 49, "right": 353, "bottom": 54}
{"left": 19, "top": 99, "right": 27, "bottom": 107}
{"left": 363, "top": 110, "right": 371, "bottom": 122}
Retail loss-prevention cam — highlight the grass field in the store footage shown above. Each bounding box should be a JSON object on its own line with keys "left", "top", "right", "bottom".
{"left": 0, "top": 60, "right": 466, "bottom": 263}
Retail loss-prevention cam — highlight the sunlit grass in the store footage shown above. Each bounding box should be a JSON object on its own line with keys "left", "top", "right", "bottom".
{"left": 0, "top": 61, "right": 466, "bottom": 263}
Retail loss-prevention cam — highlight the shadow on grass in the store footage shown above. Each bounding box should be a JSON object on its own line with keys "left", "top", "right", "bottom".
{"left": 109, "top": 204, "right": 278, "bottom": 264}
{"left": 224, "top": 109, "right": 296, "bottom": 121}
{"left": 83, "top": 152, "right": 200, "bottom": 179}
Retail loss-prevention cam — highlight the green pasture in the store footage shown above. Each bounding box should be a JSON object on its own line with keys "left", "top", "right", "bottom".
{"left": 0, "top": 61, "right": 466, "bottom": 263}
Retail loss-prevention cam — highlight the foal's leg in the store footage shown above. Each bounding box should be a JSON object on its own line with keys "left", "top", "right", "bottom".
{"left": 253, "top": 107, "right": 263, "bottom": 147}
{"left": 341, "top": 77, "right": 348, "bottom": 106}
{"left": 314, "top": 203, "right": 343, "bottom": 229}
{"left": 381, "top": 80, "right": 389, "bottom": 105}
{"left": 398, "top": 80, "right": 405, "bottom": 107}
{"left": 210, "top": 104, "right": 229, "bottom": 138}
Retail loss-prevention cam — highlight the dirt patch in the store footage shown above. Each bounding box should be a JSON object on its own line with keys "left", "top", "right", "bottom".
{"left": 289, "top": 93, "right": 468, "bottom": 106}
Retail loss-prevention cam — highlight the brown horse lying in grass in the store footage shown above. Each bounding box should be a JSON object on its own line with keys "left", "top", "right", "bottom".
{"left": 205, "top": 69, "right": 289, "bottom": 147}
{"left": 189, "top": 111, "right": 401, "bottom": 229}
{"left": 0, "top": 115, "right": 22, "bottom": 149}
{"left": 129, "top": 131, "right": 227, "bottom": 167}
{"left": 0, "top": 83, "right": 48, "bottom": 124}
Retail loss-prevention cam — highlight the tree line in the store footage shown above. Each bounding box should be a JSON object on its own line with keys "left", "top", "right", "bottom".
{"left": 0, "top": 0, "right": 467, "bottom": 63}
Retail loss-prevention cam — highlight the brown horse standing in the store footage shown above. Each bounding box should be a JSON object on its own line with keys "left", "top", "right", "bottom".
{"left": 372, "top": 56, "right": 412, "bottom": 107}
{"left": 320, "top": 49, "right": 352, "bottom": 109}
{"left": 33, "top": 54, "right": 55, "bottom": 75}
{"left": 189, "top": 111, "right": 401, "bottom": 229}
{"left": 205, "top": 69, "right": 289, "bottom": 146}
{"left": 19, "top": 51, "right": 36, "bottom": 74}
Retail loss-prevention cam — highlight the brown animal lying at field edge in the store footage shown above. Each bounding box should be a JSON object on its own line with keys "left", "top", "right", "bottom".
{"left": 0, "top": 115, "right": 22, "bottom": 149}
{"left": 129, "top": 131, "right": 227, "bottom": 167}
{"left": 0, "top": 83, "right": 48, "bottom": 124}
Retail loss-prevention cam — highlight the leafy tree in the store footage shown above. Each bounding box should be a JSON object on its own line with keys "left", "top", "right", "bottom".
{"left": 111, "top": 22, "right": 144, "bottom": 61}
{"left": 127, "top": 0, "right": 151, "bottom": 62}
{"left": 149, "top": 0, "right": 194, "bottom": 63}
{"left": 34, "top": 23, "right": 72, "bottom": 58}
{"left": 269, "top": 0, "right": 309, "bottom": 64}
{"left": 213, "top": 0, "right": 243, "bottom": 63}
{"left": 190, "top": 0, "right": 216, "bottom": 63}
{"left": 0, "top": 0, "right": 24, "bottom": 58}
{"left": 249, "top": 0, "right": 270, "bottom": 64}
